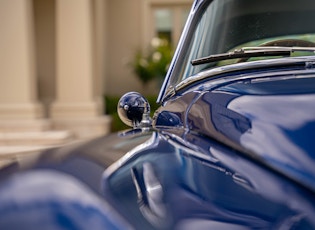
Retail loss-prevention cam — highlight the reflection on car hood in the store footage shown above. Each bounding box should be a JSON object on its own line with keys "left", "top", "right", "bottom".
{"left": 103, "top": 131, "right": 315, "bottom": 229}
{"left": 187, "top": 73, "right": 315, "bottom": 191}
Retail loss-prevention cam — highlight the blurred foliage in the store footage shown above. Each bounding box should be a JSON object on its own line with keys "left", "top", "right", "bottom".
{"left": 105, "top": 38, "right": 173, "bottom": 132}
{"left": 104, "top": 95, "right": 160, "bottom": 132}
{"left": 131, "top": 38, "right": 173, "bottom": 86}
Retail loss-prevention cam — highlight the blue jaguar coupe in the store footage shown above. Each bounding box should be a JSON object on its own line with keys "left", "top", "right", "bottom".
{"left": 1, "top": 0, "right": 315, "bottom": 229}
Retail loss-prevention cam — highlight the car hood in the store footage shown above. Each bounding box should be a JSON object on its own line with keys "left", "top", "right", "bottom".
{"left": 187, "top": 73, "right": 315, "bottom": 191}
{"left": 103, "top": 131, "right": 315, "bottom": 229}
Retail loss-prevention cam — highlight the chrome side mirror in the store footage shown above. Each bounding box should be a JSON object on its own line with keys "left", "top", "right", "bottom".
{"left": 117, "top": 92, "right": 152, "bottom": 129}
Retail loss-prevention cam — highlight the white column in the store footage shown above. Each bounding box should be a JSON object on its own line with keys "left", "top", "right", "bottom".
{"left": 51, "top": 0, "right": 111, "bottom": 138}
{"left": 0, "top": 0, "right": 44, "bottom": 120}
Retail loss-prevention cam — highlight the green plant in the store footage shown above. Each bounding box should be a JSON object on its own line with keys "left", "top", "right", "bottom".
{"left": 132, "top": 38, "right": 173, "bottom": 87}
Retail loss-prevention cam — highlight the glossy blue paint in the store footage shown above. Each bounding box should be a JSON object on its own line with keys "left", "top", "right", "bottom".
{"left": 0, "top": 133, "right": 151, "bottom": 230}
{"left": 102, "top": 131, "right": 315, "bottom": 229}
{"left": 2, "top": 0, "right": 315, "bottom": 229}
{"left": 0, "top": 170, "right": 130, "bottom": 230}
{"left": 156, "top": 68, "right": 315, "bottom": 192}
{"left": 187, "top": 72, "right": 315, "bottom": 191}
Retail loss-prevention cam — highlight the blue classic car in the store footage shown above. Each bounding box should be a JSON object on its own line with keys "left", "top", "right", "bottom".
{"left": 2, "top": 0, "right": 315, "bottom": 229}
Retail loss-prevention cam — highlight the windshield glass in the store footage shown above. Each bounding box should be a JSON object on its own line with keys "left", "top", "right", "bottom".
{"left": 169, "top": 0, "right": 315, "bottom": 87}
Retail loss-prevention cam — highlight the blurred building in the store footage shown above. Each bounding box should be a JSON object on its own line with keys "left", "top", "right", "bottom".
{"left": 0, "top": 0, "right": 192, "bottom": 152}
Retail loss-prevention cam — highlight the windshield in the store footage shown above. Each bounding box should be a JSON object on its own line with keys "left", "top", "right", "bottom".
{"left": 167, "top": 0, "right": 315, "bottom": 88}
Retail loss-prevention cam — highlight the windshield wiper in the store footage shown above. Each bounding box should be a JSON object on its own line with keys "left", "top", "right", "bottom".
{"left": 191, "top": 46, "right": 315, "bottom": 66}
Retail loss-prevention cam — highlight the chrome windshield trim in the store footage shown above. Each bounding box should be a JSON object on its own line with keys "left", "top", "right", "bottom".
{"left": 157, "top": 0, "right": 207, "bottom": 104}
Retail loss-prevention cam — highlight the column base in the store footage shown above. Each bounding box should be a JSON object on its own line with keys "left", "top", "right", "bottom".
{"left": 0, "top": 119, "right": 51, "bottom": 132}
{"left": 0, "top": 118, "right": 75, "bottom": 154}
{"left": 52, "top": 116, "right": 112, "bottom": 139}
{"left": 51, "top": 100, "right": 111, "bottom": 138}
{"left": 50, "top": 101, "right": 103, "bottom": 119}
{"left": 0, "top": 103, "right": 44, "bottom": 120}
